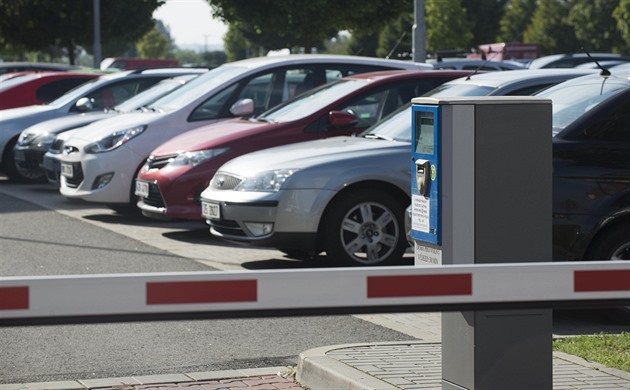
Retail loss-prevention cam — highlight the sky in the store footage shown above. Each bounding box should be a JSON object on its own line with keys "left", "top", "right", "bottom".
{"left": 153, "top": 0, "right": 228, "bottom": 52}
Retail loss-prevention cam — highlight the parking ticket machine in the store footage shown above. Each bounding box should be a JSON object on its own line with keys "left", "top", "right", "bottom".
{"left": 411, "top": 97, "right": 554, "bottom": 389}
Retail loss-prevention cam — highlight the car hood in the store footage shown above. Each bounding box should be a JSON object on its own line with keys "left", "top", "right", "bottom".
{"left": 65, "top": 111, "right": 162, "bottom": 142}
{"left": 219, "top": 136, "right": 410, "bottom": 174}
{"left": 0, "top": 104, "right": 53, "bottom": 121}
{"left": 0, "top": 105, "right": 58, "bottom": 132}
{"left": 21, "top": 112, "right": 114, "bottom": 136}
{"left": 150, "top": 118, "right": 273, "bottom": 156}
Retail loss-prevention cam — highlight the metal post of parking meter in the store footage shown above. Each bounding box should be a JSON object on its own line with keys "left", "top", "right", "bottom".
{"left": 410, "top": 97, "right": 553, "bottom": 390}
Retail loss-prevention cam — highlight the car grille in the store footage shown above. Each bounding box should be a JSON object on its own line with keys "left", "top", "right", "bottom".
{"left": 209, "top": 173, "right": 242, "bottom": 190}
{"left": 209, "top": 219, "right": 246, "bottom": 237}
{"left": 142, "top": 181, "right": 166, "bottom": 208}
{"left": 63, "top": 162, "right": 83, "bottom": 188}
{"left": 145, "top": 154, "right": 176, "bottom": 170}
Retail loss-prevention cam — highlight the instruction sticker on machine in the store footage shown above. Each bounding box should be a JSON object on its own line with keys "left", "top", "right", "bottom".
{"left": 412, "top": 194, "right": 430, "bottom": 233}
{"left": 414, "top": 242, "right": 442, "bottom": 265}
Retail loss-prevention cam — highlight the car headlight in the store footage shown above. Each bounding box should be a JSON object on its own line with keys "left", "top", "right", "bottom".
{"left": 17, "top": 131, "right": 56, "bottom": 147}
{"left": 84, "top": 125, "right": 146, "bottom": 154}
{"left": 235, "top": 168, "right": 299, "bottom": 192}
{"left": 166, "top": 148, "right": 229, "bottom": 167}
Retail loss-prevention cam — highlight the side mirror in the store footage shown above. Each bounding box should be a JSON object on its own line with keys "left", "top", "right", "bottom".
{"left": 229, "top": 98, "right": 254, "bottom": 117}
{"left": 75, "top": 97, "right": 94, "bottom": 112}
{"left": 328, "top": 110, "right": 358, "bottom": 129}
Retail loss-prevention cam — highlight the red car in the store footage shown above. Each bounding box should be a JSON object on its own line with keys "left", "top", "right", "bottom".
{"left": 0, "top": 71, "right": 99, "bottom": 109}
{"left": 136, "top": 70, "right": 472, "bottom": 221}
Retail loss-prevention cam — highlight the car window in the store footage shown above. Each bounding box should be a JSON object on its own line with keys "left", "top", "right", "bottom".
{"left": 504, "top": 83, "right": 554, "bottom": 96}
{"left": 189, "top": 83, "right": 239, "bottom": 121}
{"left": 582, "top": 99, "right": 630, "bottom": 142}
{"left": 362, "top": 104, "right": 412, "bottom": 142}
{"left": 538, "top": 76, "right": 630, "bottom": 134}
{"left": 258, "top": 79, "right": 368, "bottom": 123}
{"left": 79, "top": 78, "right": 161, "bottom": 110}
{"left": 190, "top": 66, "right": 323, "bottom": 121}
{"left": 35, "top": 78, "right": 91, "bottom": 102}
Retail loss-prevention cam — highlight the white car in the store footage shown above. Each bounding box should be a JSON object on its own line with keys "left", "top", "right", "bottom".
{"left": 0, "top": 68, "right": 202, "bottom": 181}
{"left": 56, "top": 54, "right": 432, "bottom": 211}
{"left": 13, "top": 74, "right": 204, "bottom": 183}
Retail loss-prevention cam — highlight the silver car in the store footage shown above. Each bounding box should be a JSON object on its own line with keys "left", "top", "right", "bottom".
{"left": 199, "top": 68, "right": 598, "bottom": 266}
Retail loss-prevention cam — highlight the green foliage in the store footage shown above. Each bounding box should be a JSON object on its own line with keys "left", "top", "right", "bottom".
{"left": 553, "top": 332, "right": 630, "bottom": 372}
{"left": 425, "top": 0, "right": 474, "bottom": 53}
{"left": 376, "top": 13, "right": 414, "bottom": 59}
{"left": 209, "top": 0, "right": 409, "bottom": 54}
{"left": 569, "top": 0, "right": 626, "bottom": 53}
{"left": 614, "top": 0, "right": 630, "bottom": 47}
{"left": 0, "top": 0, "right": 161, "bottom": 64}
{"left": 524, "top": 0, "right": 579, "bottom": 55}
{"left": 497, "top": 0, "right": 537, "bottom": 42}
{"left": 462, "top": 0, "right": 509, "bottom": 45}
{"left": 136, "top": 26, "right": 172, "bottom": 59}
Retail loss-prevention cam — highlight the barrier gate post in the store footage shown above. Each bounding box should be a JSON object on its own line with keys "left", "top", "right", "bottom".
{"left": 410, "top": 96, "right": 553, "bottom": 389}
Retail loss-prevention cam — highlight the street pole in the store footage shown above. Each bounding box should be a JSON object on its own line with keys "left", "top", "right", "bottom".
{"left": 93, "top": 0, "right": 102, "bottom": 69}
{"left": 412, "top": 0, "right": 426, "bottom": 63}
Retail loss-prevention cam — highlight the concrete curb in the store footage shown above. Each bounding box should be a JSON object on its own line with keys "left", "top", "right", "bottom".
{"left": 0, "top": 367, "right": 292, "bottom": 390}
{"left": 297, "top": 343, "right": 401, "bottom": 390}
{"left": 552, "top": 351, "right": 630, "bottom": 381}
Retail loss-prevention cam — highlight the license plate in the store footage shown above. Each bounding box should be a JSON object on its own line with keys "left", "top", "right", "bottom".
{"left": 60, "top": 163, "right": 73, "bottom": 178}
{"left": 135, "top": 180, "right": 150, "bottom": 198}
{"left": 201, "top": 201, "right": 220, "bottom": 219}
{"left": 13, "top": 150, "right": 25, "bottom": 162}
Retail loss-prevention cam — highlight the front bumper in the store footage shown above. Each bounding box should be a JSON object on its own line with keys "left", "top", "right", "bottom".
{"left": 200, "top": 187, "right": 335, "bottom": 251}
{"left": 58, "top": 148, "right": 143, "bottom": 204}
{"left": 13, "top": 144, "right": 48, "bottom": 177}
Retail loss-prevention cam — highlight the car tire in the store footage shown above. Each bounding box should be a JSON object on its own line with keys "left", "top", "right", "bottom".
{"left": 583, "top": 223, "right": 630, "bottom": 325}
{"left": 583, "top": 224, "right": 630, "bottom": 261}
{"left": 323, "top": 189, "right": 407, "bottom": 266}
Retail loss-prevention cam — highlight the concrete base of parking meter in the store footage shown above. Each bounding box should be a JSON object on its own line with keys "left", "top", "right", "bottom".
{"left": 410, "top": 97, "right": 553, "bottom": 390}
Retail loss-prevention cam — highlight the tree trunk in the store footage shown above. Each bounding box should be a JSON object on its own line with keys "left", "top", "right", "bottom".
{"left": 67, "top": 40, "right": 76, "bottom": 65}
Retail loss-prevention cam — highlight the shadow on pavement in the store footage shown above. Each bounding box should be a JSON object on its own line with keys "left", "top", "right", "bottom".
{"left": 553, "top": 308, "right": 630, "bottom": 335}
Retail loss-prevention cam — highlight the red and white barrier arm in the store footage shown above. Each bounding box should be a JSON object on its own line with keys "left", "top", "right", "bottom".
{"left": 1, "top": 261, "right": 629, "bottom": 326}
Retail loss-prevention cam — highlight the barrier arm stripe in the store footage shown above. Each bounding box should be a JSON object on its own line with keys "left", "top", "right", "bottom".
{"left": 0, "top": 261, "right": 628, "bottom": 326}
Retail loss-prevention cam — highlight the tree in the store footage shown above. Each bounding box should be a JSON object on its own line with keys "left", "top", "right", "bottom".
{"left": 462, "top": 0, "right": 508, "bottom": 45}
{"left": 568, "top": 0, "right": 626, "bottom": 53}
{"left": 497, "top": 0, "right": 537, "bottom": 42}
{"left": 614, "top": 0, "right": 630, "bottom": 47}
{"left": 136, "top": 25, "right": 173, "bottom": 59}
{"left": 208, "top": 0, "right": 409, "bottom": 54}
{"left": 425, "top": 0, "right": 474, "bottom": 54}
{"left": 524, "top": 0, "right": 579, "bottom": 55}
{"left": 376, "top": 13, "right": 414, "bottom": 59}
{"left": 0, "top": 0, "right": 161, "bottom": 64}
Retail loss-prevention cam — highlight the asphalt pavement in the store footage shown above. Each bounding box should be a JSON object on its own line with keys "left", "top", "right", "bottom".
{"left": 1, "top": 180, "right": 629, "bottom": 389}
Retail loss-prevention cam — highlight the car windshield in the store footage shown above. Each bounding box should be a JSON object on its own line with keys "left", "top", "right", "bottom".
{"left": 423, "top": 83, "right": 495, "bottom": 97}
{"left": 114, "top": 77, "right": 192, "bottom": 113}
{"left": 148, "top": 65, "right": 247, "bottom": 111}
{"left": 256, "top": 79, "right": 369, "bottom": 123}
{"left": 46, "top": 77, "right": 108, "bottom": 108}
{"left": 536, "top": 73, "right": 630, "bottom": 135}
{"left": 361, "top": 104, "right": 412, "bottom": 142}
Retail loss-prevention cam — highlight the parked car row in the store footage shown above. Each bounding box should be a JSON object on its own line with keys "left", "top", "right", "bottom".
{"left": 2, "top": 55, "right": 628, "bottom": 273}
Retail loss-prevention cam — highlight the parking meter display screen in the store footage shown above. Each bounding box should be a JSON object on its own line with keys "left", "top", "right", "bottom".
{"left": 415, "top": 111, "right": 434, "bottom": 155}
